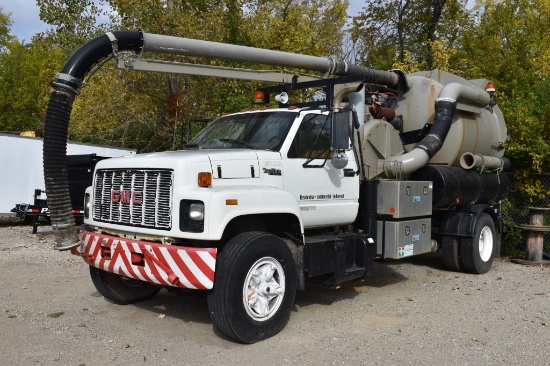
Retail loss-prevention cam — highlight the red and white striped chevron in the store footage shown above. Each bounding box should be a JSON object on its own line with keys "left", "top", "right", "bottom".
{"left": 74, "top": 230, "right": 217, "bottom": 289}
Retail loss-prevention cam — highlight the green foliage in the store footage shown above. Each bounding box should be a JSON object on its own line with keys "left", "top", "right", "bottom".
{"left": 244, "top": 0, "right": 348, "bottom": 57}
{"left": 0, "top": 6, "right": 15, "bottom": 50}
{"left": 0, "top": 39, "right": 65, "bottom": 132}
{"left": 458, "top": 0, "right": 550, "bottom": 175}
{"left": 37, "top": 0, "right": 110, "bottom": 50}
{"left": 349, "top": 0, "right": 471, "bottom": 70}
{"left": 509, "top": 171, "right": 550, "bottom": 200}
{"left": 500, "top": 203, "right": 525, "bottom": 257}
{"left": 502, "top": 228, "right": 524, "bottom": 257}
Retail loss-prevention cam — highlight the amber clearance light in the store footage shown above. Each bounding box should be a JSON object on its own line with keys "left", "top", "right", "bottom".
{"left": 198, "top": 172, "right": 212, "bottom": 187}
{"left": 253, "top": 90, "right": 266, "bottom": 104}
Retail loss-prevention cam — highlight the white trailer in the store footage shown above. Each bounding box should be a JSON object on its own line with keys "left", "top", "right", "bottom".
{"left": 0, "top": 133, "right": 135, "bottom": 215}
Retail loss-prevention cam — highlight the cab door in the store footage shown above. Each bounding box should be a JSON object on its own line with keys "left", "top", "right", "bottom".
{"left": 281, "top": 113, "right": 359, "bottom": 228}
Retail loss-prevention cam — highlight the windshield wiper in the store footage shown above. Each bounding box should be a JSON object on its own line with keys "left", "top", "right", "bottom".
{"left": 184, "top": 144, "right": 199, "bottom": 149}
{"left": 218, "top": 138, "right": 254, "bottom": 149}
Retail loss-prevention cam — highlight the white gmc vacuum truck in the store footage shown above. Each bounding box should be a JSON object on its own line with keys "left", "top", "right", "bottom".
{"left": 43, "top": 31, "right": 509, "bottom": 343}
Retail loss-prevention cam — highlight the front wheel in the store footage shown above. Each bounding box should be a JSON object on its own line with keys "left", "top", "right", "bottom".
{"left": 460, "top": 213, "right": 497, "bottom": 274}
{"left": 207, "top": 232, "right": 297, "bottom": 343}
{"left": 89, "top": 266, "right": 161, "bottom": 304}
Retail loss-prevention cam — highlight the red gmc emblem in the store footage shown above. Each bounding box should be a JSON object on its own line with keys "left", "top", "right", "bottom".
{"left": 111, "top": 190, "right": 142, "bottom": 204}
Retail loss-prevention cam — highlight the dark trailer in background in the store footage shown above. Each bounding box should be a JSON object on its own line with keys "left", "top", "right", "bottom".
{"left": 12, "top": 154, "right": 109, "bottom": 232}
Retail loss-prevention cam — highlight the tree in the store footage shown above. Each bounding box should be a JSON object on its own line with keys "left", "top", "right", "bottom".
{"left": 37, "top": 0, "right": 110, "bottom": 51}
{"left": 458, "top": 0, "right": 550, "bottom": 180}
{"left": 349, "top": 0, "right": 471, "bottom": 70}
{"left": 243, "top": 0, "right": 348, "bottom": 57}
{"left": 0, "top": 9, "right": 65, "bottom": 133}
{"left": 0, "top": 6, "right": 15, "bottom": 50}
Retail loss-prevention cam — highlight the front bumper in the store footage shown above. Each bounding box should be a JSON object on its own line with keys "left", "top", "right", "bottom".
{"left": 73, "top": 230, "right": 217, "bottom": 289}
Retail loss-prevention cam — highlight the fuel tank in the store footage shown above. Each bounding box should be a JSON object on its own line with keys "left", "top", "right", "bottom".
{"left": 409, "top": 165, "right": 510, "bottom": 208}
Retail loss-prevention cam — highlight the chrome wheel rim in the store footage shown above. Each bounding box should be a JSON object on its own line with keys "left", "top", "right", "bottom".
{"left": 479, "top": 226, "right": 494, "bottom": 262}
{"left": 243, "top": 257, "right": 285, "bottom": 321}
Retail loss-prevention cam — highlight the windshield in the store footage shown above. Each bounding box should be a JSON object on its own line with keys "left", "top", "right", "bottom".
{"left": 188, "top": 111, "right": 297, "bottom": 150}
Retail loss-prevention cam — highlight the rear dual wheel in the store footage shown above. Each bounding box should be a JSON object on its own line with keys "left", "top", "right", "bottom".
{"left": 442, "top": 213, "right": 497, "bottom": 274}
{"left": 442, "top": 236, "right": 463, "bottom": 272}
{"left": 460, "top": 213, "right": 497, "bottom": 274}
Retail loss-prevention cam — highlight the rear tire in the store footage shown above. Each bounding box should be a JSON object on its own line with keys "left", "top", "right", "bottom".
{"left": 89, "top": 266, "right": 161, "bottom": 305}
{"left": 442, "top": 236, "right": 463, "bottom": 272}
{"left": 460, "top": 213, "right": 497, "bottom": 274}
{"left": 207, "top": 231, "right": 297, "bottom": 343}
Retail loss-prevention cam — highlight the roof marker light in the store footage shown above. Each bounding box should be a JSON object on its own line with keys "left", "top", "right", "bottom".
{"left": 486, "top": 82, "right": 495, "bottom": 95}
{"left": 253, "top": 91, "right": 266, "bottom": 104}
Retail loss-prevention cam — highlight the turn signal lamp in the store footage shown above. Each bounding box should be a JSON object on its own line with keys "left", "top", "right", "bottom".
{"left": 486, "top": 82, "right": 495, "bottom": 95}
{"left": 253, "top": 90, "right": 266, "bottom": 104}
{"left": 198, "top": 172, "right": 212, "bottom": 187}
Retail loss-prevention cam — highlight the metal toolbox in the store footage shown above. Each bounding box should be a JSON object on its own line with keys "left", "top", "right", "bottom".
{"left": 377, "top": 218, "right": 432, "bottom": 259}
{"left": 377, "top": 180, "right": 432, "bottom": 219}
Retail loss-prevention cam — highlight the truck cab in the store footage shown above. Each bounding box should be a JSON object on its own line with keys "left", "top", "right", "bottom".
{"left": 84, "top": 107, "right": 360, "bottom": 242}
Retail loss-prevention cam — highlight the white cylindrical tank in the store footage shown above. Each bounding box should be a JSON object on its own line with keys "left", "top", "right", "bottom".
{"left": 396, "top": 70, "right": 507, "bottom": 166}
{"left": 360, "top": 70, "right": 508, "bottom": 179}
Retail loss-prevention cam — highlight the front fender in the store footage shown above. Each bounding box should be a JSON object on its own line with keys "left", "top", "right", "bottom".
{"left": 205, "top": 186, "right": 303, "bottom": 239}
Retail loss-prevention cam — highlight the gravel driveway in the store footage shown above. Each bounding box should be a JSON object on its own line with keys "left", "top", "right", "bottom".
{"left": 1, "top": 217, "right": 549, "bottom": 365}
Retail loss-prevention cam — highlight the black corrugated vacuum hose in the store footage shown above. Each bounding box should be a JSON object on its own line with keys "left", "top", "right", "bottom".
{"left": 43, "top": 31, "right": 143, "bottom": 250}
{"left": 416, "top": 98, "right": 457, "bottom": 159}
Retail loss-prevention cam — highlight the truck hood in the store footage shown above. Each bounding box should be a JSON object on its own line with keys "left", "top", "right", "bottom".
{"left": 95, "top": 149, "right": 282, "bottom": 180}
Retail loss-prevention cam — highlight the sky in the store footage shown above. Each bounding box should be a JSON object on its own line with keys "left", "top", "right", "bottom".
{"left": 1, "top": 0, "right": 49, "bottom": 43}
{"left": 2, "top": 0, "right": 366, "bottom": 43}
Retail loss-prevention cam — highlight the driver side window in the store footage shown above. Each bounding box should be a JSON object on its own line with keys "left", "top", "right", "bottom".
{"left": 288, "top": 114, "right": 331, "bottom": 158}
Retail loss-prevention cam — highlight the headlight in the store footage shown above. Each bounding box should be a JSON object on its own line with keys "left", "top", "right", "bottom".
{"left": 180, "top": 200, "right": 204, "bottom": 232}
{"left": 189, "top": 203, "right": 204, "bottom": 221}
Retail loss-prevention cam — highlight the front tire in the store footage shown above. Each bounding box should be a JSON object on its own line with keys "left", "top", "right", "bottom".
{"left": 89, "top": 266, "right": 161, "bottom": 304}
{"left": 207, "top": 231, "right": 297, "bottom": 343}
{"left": 460, "top": 213, "right": 497, "bottom": 274}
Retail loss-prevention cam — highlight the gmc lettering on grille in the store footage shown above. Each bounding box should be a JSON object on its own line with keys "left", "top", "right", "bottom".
{"left": 111, "top": 190, "right": 142, "bottom": 204}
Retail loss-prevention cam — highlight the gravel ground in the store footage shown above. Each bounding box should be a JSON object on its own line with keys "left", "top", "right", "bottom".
{"left": 0, "top": 216, "right": 549, "bottom": 366}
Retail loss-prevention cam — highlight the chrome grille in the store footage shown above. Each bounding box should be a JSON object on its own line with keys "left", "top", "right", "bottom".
{"left": 93, "top": 169, "right": 173, "bottom": 230}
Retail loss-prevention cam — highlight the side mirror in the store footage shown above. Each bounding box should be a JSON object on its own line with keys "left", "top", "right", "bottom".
{"left": 331, "top": 151, "right": 348, "bottom": 169}
{"left": 330, "top": 109, "right": 350, "bottom": 150}
{"left": 330, "top": 109, "right": 351, "bottom": 169}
